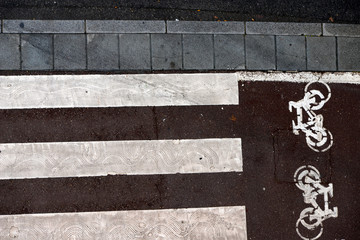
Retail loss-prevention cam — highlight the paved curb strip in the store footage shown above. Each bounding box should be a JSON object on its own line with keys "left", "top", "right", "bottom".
{"left": 167, "top": 21, "right": 244, "bottom": 34}
{"left": 86, "top": 20, "right": 166, "bottom": 33}
{"left": 0, "top": 206, "right": 247, "bottom": 239}
{"left": 245, "top": 22, "right": 321, "bottom": 35}
{"left": 0, "top": 73, "right": 238, "bottom": 108}
{"left": 0, "top": 138, "right": 243, "bottom": 179}
{"left": 3, "top": 20, "right": 85, "bottom": 33}
{"left": 1, "top": 20, "right": 359, "bottom": 36}
{"left": 323, "top": 23, "right": 360, "bottom": 37}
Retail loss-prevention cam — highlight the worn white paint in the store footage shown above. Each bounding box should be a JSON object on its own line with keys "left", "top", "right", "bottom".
{"left": 289, "top": 81, "right": 333, "bottom": 152}
{"left": 237, "top": 71, "right": 360, "bottom": 84}
{"left": 0, "top": 73, "right": 239, "bottom": 109}
{"left": 0, "top": 138, "right": 242, "bottom": 179}
{"left": 0, "top": 206, "right": 247, "bottom": 239}
{"left": 294, "top": 165, "right": 338, "bottom": 240}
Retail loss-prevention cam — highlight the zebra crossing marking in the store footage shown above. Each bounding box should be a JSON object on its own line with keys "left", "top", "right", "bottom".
{"left": 0, "top": 206, "right": 247, "bottom": 239}
{"left": 0, "top": 73, "right": 238, "bottom": 109}
{"left": 0, "top": 138, "right": 242, "bottom": 179}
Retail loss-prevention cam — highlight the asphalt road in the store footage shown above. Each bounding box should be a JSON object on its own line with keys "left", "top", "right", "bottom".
{"left": 0, "top": 0, "right": 359, "bottom": 23}
{"left": 0, "top": 80, "right": 359, "bottom": 239}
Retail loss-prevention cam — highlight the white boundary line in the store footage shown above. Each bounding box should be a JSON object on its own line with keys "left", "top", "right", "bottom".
{"left": 0, "top": 206, "right": 247, "bottom": 239}
{"left": 236, "top": 71, "right": 360, "bottom": 84}
{"left": 0, "top": 138, "right": 243, "bottom": 179}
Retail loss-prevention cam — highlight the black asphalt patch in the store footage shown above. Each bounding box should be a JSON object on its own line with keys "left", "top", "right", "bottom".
{"left": 0, "top": 81, "right": 359, "bottom": 239}
{"left": 0, "top": 0, "right": 359, "bottom": 23}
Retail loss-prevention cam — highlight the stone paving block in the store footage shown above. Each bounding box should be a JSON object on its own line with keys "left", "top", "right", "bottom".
{"left": 0, "top": 34, "right": 20, "bottom": 70}
{"left": 151, "top": 34, "right": 182, "bottom": 70}
{"left": 87, "top": 34, "right": 119, "bottom": 70}
{"left": 246, "top": 22, "right": 321, "bottom": 36}
{"left": 337, "top": 37, "right": 360, "bottom": 71}
{"left": 183, "top": 34, "right": 214, "bottom": 70}
{"left": 3, "top": 20, "right": 84, "bottom": 33}
{"left": 306, "top": 36, "right": 336, "bottom": 71}
{"left": 245, "top": 35, "right": 275, "bottom": 70}
{"left": 86, "top": 20, "right": 165, "bottom": 33}
{"left": 276, "top": 36, "right": 306, "bottom": 71}
{"left": 214, "top": 34, "right": 245, "bottom": 70}
{"left": 323, "top": 23, "right": 360, "bottom": 37}
{"left": 119, "top": 34, "right": 150, "bottom": 70}
{"left": 21, "top": 34, "right": 53, "bottom": 70}
{"left": 167, "top": 21, "right": 244, "bottom": 34}
{"left": 54, "top": 34, "right": 86, "bottom": 70}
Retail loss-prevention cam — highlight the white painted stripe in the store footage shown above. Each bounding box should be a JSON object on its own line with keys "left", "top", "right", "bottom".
{"left": 236, "top": 71, "right": 360, "bottom": 84}
{"left": 0, "top": 206, "right": 247, "bottom": 239}
{"left": 0, "top": 138, "right": 242, "bottom": 179}
{"left": 0, "top": 73, "right": 238, "bottom": 109}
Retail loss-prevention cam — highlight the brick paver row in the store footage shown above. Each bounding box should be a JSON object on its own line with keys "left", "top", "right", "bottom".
{"left": 0, "top": 33, "right": 359, "bottom": 71}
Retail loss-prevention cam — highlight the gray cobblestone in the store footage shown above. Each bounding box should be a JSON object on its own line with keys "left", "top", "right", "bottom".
{"left": 337, "top": 37, "right": 360, "bottom": 71}
{"left": 0, "top": 34, "right": 20, "bottom": 70}
{"left": 167, "top": 21, "right": 244, "bottom": 34}
{"left": 245, "top": 35, "right": 275, "bottom": 70}
{"left": 120, "top": 34, "right": 150, "bottom": 70}
{"left": 306, "top": 37, "right": 336, "bottom": 71}
{"left": 21, "top": 34, "right": 53, "bottom": 70}
{"left": 276, "top": 36, "right": 306, "bottom": 71}
{"left": 183, "top": 34, "right": 214, "bottom": 70}
{"left": 4, "top": 20, "right": 84, "bottom": 33}
{"left": 151, "top": 34, "right": 182, "bottom": 70}
{"left": 246, "top": 22, "right": 321, "bottom": 36}
{"left": 214, "top": 34, "right": 245, "bottom": 70}
{"left": 87, "top": 34, "right": 119, "bottom": 70}
{"left": 323, "top": 23, "right": 360, "bottom": 37}
{"left": 54, "top": 34, "right": 86, "bottom": 70}
{"left": 86, "top": 20, "right": 165, "bottom": 33}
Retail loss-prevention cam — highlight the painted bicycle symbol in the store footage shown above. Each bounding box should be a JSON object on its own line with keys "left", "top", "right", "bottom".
{"left": 294, "top": 165, "right": 338, "bottom": 240}
{"left": 289, "top": 81, "right": 333, "bottom": 152}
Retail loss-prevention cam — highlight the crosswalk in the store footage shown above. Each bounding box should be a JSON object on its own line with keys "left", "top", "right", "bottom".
{"left": 0, "top": 73, "right": 246, "bottom": 239}
{"left": 0, "top": 72, "right": 359, "bottom": 239}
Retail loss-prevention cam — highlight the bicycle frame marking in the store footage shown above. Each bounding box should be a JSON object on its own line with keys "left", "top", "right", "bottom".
{"left": 289, "top": 81, "right": 333, "bottom": 152}
{"left": 294, "top": 165, "right": 338, "bottom": 240}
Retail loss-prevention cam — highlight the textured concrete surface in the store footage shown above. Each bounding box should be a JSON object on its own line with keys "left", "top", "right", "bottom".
{"left": 183, "top": 34, "right": 214, "bottom": 70}
{"left": 21, "top": 34, "right": 53, "bottom": 70}
{"left": 306, "top": 36, "right": 337, "bottom": 71}
{"left": 119, "top": 34, "right": 151, "bottom": 70}
{"left": 87, "top": 34, "right": 119, "bottom": 70}
{"left": 245, "top": 35, "right": 275, "bottom": 70}
{"left": 214, "top": 34, "right": 245, "bottom": 70}
{"left": 0, "top": 34, "right": 20, "bottom": 70}
{"left": 276, "top": 35, "right": 306, "bottom": 71}
{"left": 54, "top": 34, "right": 86, "bottom": 70}
{"left": 151, "top": 34, "right": 183, "bottom": 70}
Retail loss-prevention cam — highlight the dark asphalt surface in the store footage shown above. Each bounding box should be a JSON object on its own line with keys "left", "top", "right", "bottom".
{"left": 0, "top": 81, "right": 359, "bottom": 239}
{"left": 0, "top": 0, "right": 359, "bottom": 23}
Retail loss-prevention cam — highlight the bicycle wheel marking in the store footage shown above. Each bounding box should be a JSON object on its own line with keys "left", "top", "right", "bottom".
{"left": 294, "top": 165, "right": 338, "bottom": 240}
{"left": 289, "top": 81, "right": 333, "bottom": 152}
